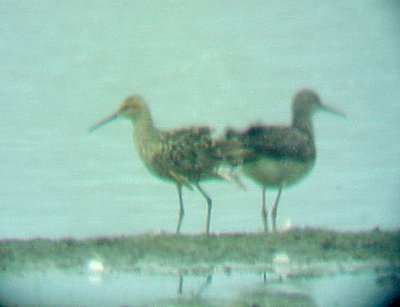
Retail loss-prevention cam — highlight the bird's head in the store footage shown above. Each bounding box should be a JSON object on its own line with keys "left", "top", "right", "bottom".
{"left": 116, "top": 95, "right": 147, "bottom": 119}
{"left": 293, "top": 89, "right": 345, "bottom": 117}
{"left": 89, "top": 95, "right": 147, "bottom": 132}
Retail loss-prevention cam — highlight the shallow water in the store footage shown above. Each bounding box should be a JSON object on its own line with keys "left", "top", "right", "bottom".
{"left": 1, "top": 1, "right": 400, "bottom": 306}
{"left": 0, "top": 269, "right": 398, "bottom": 307}
{"left": 1, "top": 1, "right": 399, "bottom": 239}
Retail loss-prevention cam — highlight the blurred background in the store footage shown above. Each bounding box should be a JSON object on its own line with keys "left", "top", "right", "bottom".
{"left": 1, "top": 0, "right": 400, "bottom": 239}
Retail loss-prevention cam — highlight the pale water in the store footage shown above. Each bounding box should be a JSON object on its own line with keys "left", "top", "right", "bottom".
{"left": 0, "top": 270, "right": 398, "bottom": 307}
{"left": 1, "top": 1, "right": 400, "bottom": 305}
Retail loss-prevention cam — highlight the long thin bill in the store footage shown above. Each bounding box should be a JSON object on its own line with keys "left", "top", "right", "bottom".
{"left": 322, "top": 104, "right": 346, "bottom": 117}
{"left": 89, "top": 112, "right": 119, "bottom": 132}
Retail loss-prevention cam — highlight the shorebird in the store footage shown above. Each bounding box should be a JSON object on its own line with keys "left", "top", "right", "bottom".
{"left": 89, "top": 95, "right": 243, "bottom": 236}
{"left": 226, "top": 89, "right": 344, "bottom": 233}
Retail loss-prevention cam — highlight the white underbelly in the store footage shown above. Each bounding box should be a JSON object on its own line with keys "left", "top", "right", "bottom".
{"left": 242, "top": 157, "right": 315, "bottom": 188}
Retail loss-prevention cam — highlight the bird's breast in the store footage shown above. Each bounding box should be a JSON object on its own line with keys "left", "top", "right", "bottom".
{"left": 242, "top": 156, "right": 315, "bottom": 188}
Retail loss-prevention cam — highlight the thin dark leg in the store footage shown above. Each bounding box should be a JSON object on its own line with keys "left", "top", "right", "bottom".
{"left": 195, "top": 183, "right": 212, "bottom": 236}
{"left": 271, "top": 186, "right": 283, "bottom": 233}
{"left": 176, "top": 184, "right": 184, "bottom": 235}
{"left": 261, "top": 186, "right": 268, "bottom": 234}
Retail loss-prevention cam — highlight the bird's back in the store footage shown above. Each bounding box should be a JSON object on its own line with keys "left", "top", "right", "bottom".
{"left": 227, "top": 125, "right": 316, "bottom": 162}
{"left": 150, "top": 127, "right": 223, "bottom": 183}
{"left": 226, "top": 125, "right": 316, "bottom": 187}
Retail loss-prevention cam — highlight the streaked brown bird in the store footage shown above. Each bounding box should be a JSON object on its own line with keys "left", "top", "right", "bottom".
{"left": 226, "top": 89, "right": 344, "bottom": 233}
{"left": 90, "top": 95, "right": 243, "bottom": 236}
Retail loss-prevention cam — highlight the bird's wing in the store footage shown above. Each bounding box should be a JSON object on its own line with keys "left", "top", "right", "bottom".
{"left": 152, "top": 127, "right": 220, "bottom": 180}
{"left": 236, "top": 126, "right": 316, "bottom": 161}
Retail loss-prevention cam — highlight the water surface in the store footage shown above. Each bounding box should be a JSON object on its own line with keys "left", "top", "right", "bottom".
{"left": 1, "top": 1, "right": 400, "bottom": 305}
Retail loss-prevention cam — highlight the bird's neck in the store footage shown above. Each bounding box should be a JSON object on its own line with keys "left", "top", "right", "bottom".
{"left": 291, "top": 109, "right": 314, "bottom": 138}
{"left": 131, "top": 107, "right": 161, "bottom": 144}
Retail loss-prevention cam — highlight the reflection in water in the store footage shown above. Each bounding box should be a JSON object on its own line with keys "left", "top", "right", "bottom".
{"left": 1, "top": 230, "right": 398, "bottom": 305}
{"left": 178, "top": 275, "right": 183, "bottom": 294}
{"left": 0, "top": 269, "right": 398, "bottom": 306}
{"left": 177, "top": 274, "right": 213, "bottom": 295}
{"left": 1, "top": 1, "right": 399, "bottom": 307}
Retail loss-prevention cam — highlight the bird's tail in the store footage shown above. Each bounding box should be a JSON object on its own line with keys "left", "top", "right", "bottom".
{"left": 225, "top": 128, "right": 240, "bottom": 141}
{"left": 214, "top": 132, "right": 247, "bottom": 189}
{"left": 215, "top": 134, "right": 248, "bottom": 166}
{"left": 216, "top": 166, "right": 246, "bottom": 190}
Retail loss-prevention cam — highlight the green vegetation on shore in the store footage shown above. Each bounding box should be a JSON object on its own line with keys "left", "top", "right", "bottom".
{"left": 1, "top": 228, "right": 399, "bottom": 274}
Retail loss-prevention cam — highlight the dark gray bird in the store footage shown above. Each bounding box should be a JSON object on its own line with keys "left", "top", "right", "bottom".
{"left": 226, "top": 89, "right": 344, "bottom": 233}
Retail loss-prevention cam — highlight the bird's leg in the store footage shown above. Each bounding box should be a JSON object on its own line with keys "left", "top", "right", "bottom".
{"left": 261, "top": 186, "right": 268, "bottom": 234}
{"left": 176, "top": 184, "right": 184, "bottom": 235}
{"left": 271, "top": 186, "right": 283, "bottom": 233}
{"left": 195, "top": 183, "right": 212, "bottom": 236}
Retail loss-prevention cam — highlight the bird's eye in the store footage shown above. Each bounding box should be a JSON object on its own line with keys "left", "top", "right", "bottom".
{"left": 120, "top": 105, "right": 129, "bottom": 112}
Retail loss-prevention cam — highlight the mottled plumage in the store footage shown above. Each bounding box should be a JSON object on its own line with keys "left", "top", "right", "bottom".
{"left": 90, "top": 95, "right": 242, "bottom": 235}
{"left": 231, "top": 125, "right": 316, "bottom": 162}
{"left": 147, "top": 127, "right": 224, "bottom": 185}
{"left": 226, "top": 89, "right": 344, "bottom": 233}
